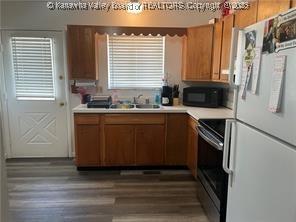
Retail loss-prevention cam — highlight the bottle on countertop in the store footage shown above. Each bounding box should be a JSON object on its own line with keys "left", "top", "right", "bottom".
{"left": 154, "top": 89, "right": 161, "bottom": 105}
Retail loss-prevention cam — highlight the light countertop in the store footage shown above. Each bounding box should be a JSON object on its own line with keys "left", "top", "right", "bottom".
{"left": 73, "top": 104, "right": 234, "bottom": 121}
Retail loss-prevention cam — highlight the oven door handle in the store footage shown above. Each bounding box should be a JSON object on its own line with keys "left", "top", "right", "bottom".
{"left": 197, "top": 125, "right": 223, "bottom": 151}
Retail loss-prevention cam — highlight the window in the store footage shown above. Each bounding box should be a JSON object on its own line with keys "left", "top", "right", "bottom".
{"left": 11, "top": 37, "right": 55, "bottom": 100}
{"left": 108, "top": 35, "right": 164, "bottom": 89}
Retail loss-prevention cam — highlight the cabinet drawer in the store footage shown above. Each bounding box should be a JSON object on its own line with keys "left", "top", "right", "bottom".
{"left": 104, "top": 114, "right": 165, "bottom": 125}
{"left": 188, "top": 116, "right": 198, "bottom": 132}
{"left": 74, "top": 114, "right": 100, "bottom": 125}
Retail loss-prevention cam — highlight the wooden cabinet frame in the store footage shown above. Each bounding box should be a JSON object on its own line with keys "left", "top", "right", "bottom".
{"left": 74, "top": 113, "right": 189, "bottom": 168}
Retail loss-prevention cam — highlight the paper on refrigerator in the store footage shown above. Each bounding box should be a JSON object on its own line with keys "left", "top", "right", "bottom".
{"left": 251, "top": 47, "right": 262, "bottom": 94}
{"left": 240, "top": 62, "right": 252, "bottom": 100}
{"left": 268, "top": 55, "right": 286, "bottom": 113}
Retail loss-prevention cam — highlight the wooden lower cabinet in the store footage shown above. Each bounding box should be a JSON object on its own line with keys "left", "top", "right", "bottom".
{"left": 135, "top": 125, "right": 165, "bottom": 165}
{"left": 165, "top": 114, "right": 187, "bottom": 165}
{"left": 104, "top": 125, "right": 135, "bottom": 166}
{"left": 187, "top": 117, "right": 198, "bottom": 178}
{"left": 74, "top": 113, "right": 189, "bottom": 168}
{"left": 74, "top": 114, "right": 100, "bottom": 166}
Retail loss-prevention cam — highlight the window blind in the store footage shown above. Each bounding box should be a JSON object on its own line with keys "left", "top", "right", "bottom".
{"left": 108, "top": 35, "right": 164, "bottom": 89}
{"left": 11, "top": 37, "right": 55, "bottom": 99}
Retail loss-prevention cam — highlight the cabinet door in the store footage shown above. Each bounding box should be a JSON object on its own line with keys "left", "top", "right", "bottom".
{"left": 104, "top": 125, "right": 135, "bottom": 166}
{"left": 220, "top": 14, "right": 234, "bottom": 81}
{"left": 234, "top": 1, "right": 258, "bottom": 28}
{"left": 292, "top": 0, "right": 296, "bottom": 8}
{"left": 182, "top": 25, "right": 213, "bottom": 81}
{"left": 187, "top": 117, "right": 198, "bottom": 178}
{"left": 67, "top": 25, "right": 98, "bottom": 80}
{"left": 136, "top": 125, "right": 165, "bottom": 165}
{"left": 257, "top": 0, "right": 290, "bottom": 21}
{"left": 165, "top": 114, "right": 187, "bottom": 165}
{"left": 212, "top": 20, "right": 223, "bottom": 80}
{"left": 74, "top": 115, "right": 100, "bottom": 166}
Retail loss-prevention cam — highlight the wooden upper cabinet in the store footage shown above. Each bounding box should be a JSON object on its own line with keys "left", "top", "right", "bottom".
{"left": 292, "top": 0, "right": 296, "bottom": 8}
{"left": 182, "top": 25, "right": 214, "bottom": 81}
{"left": 234, "top": 1, "right": 258, "bottom": 28}
{"left": 74, "top": 114, "right": 100, "bottom": 167}
{"left": 67, "top": 25, "right": 98, "bottom": 80}
{"left": 135, "top": 125, "right": 165, "bottom": 165}
{"left": 257, "top": 0, "right": 290, "bottom": 21}
{"left": 212, "top": 20, "right": 223, "bottom": 81}
{"left": 220, "top": 14, "right": 234, "bottom": 82}
{"left": 165, "top": 114, "right": 187, "bottom": 165}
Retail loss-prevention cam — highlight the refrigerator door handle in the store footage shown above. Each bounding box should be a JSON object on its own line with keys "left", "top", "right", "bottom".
{"left": 223, "top": 119, "right": 236, "bottom": 185}
{"left": 228, "top": 27, "right": 242, "bottom": 88}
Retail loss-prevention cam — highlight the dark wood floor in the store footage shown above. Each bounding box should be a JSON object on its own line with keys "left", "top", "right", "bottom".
{"left": 6, "top": 158, "right": 209, "bottom": 222}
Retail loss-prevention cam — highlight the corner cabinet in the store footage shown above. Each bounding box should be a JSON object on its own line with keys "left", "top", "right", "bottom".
{"left": 182, "top": 25, "right": 214, "bottom": 81}
{"left": 67, "top": 25, "right": 99, "bottom": 80}
{"left": 74, "top": 114, "right": 101, "bottom": 166}
{"left": 165, "top": 114, "right": 188, "bottom": 165}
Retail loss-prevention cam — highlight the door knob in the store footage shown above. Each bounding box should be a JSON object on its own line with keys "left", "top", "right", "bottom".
{"left": 60, "top": 102, "right": 65, "bottom": 107}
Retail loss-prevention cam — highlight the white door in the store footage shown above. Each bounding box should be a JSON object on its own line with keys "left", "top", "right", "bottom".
{"left": 2, "top": 31, "right": 69, "bottom": 157}
{"left": 226, "top": 121, "right": 296, "bottom": 222}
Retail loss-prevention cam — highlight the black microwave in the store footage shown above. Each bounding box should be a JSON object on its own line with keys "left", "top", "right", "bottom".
{"left": 183, "top": 87, "right": 223, "bottom": 108}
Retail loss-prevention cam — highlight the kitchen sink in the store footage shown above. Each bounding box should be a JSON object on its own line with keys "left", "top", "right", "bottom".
{"left": 109, "top": 104, "right": 161, "bottom": 109}
{"left": 135, "top": 104, "right": 161, "bottom": 109}
{"left": 110, "top": 104, "right": 135, "bottom": 109}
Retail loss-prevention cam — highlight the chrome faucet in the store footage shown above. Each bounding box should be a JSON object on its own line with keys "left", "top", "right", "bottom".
{"left": 133, "top": 94, "right": 143, "bottom": 104}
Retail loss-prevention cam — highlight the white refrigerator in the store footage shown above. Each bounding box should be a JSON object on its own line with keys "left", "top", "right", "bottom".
{"left": 223, "top": 8, "right": 296, "bottom": 222}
